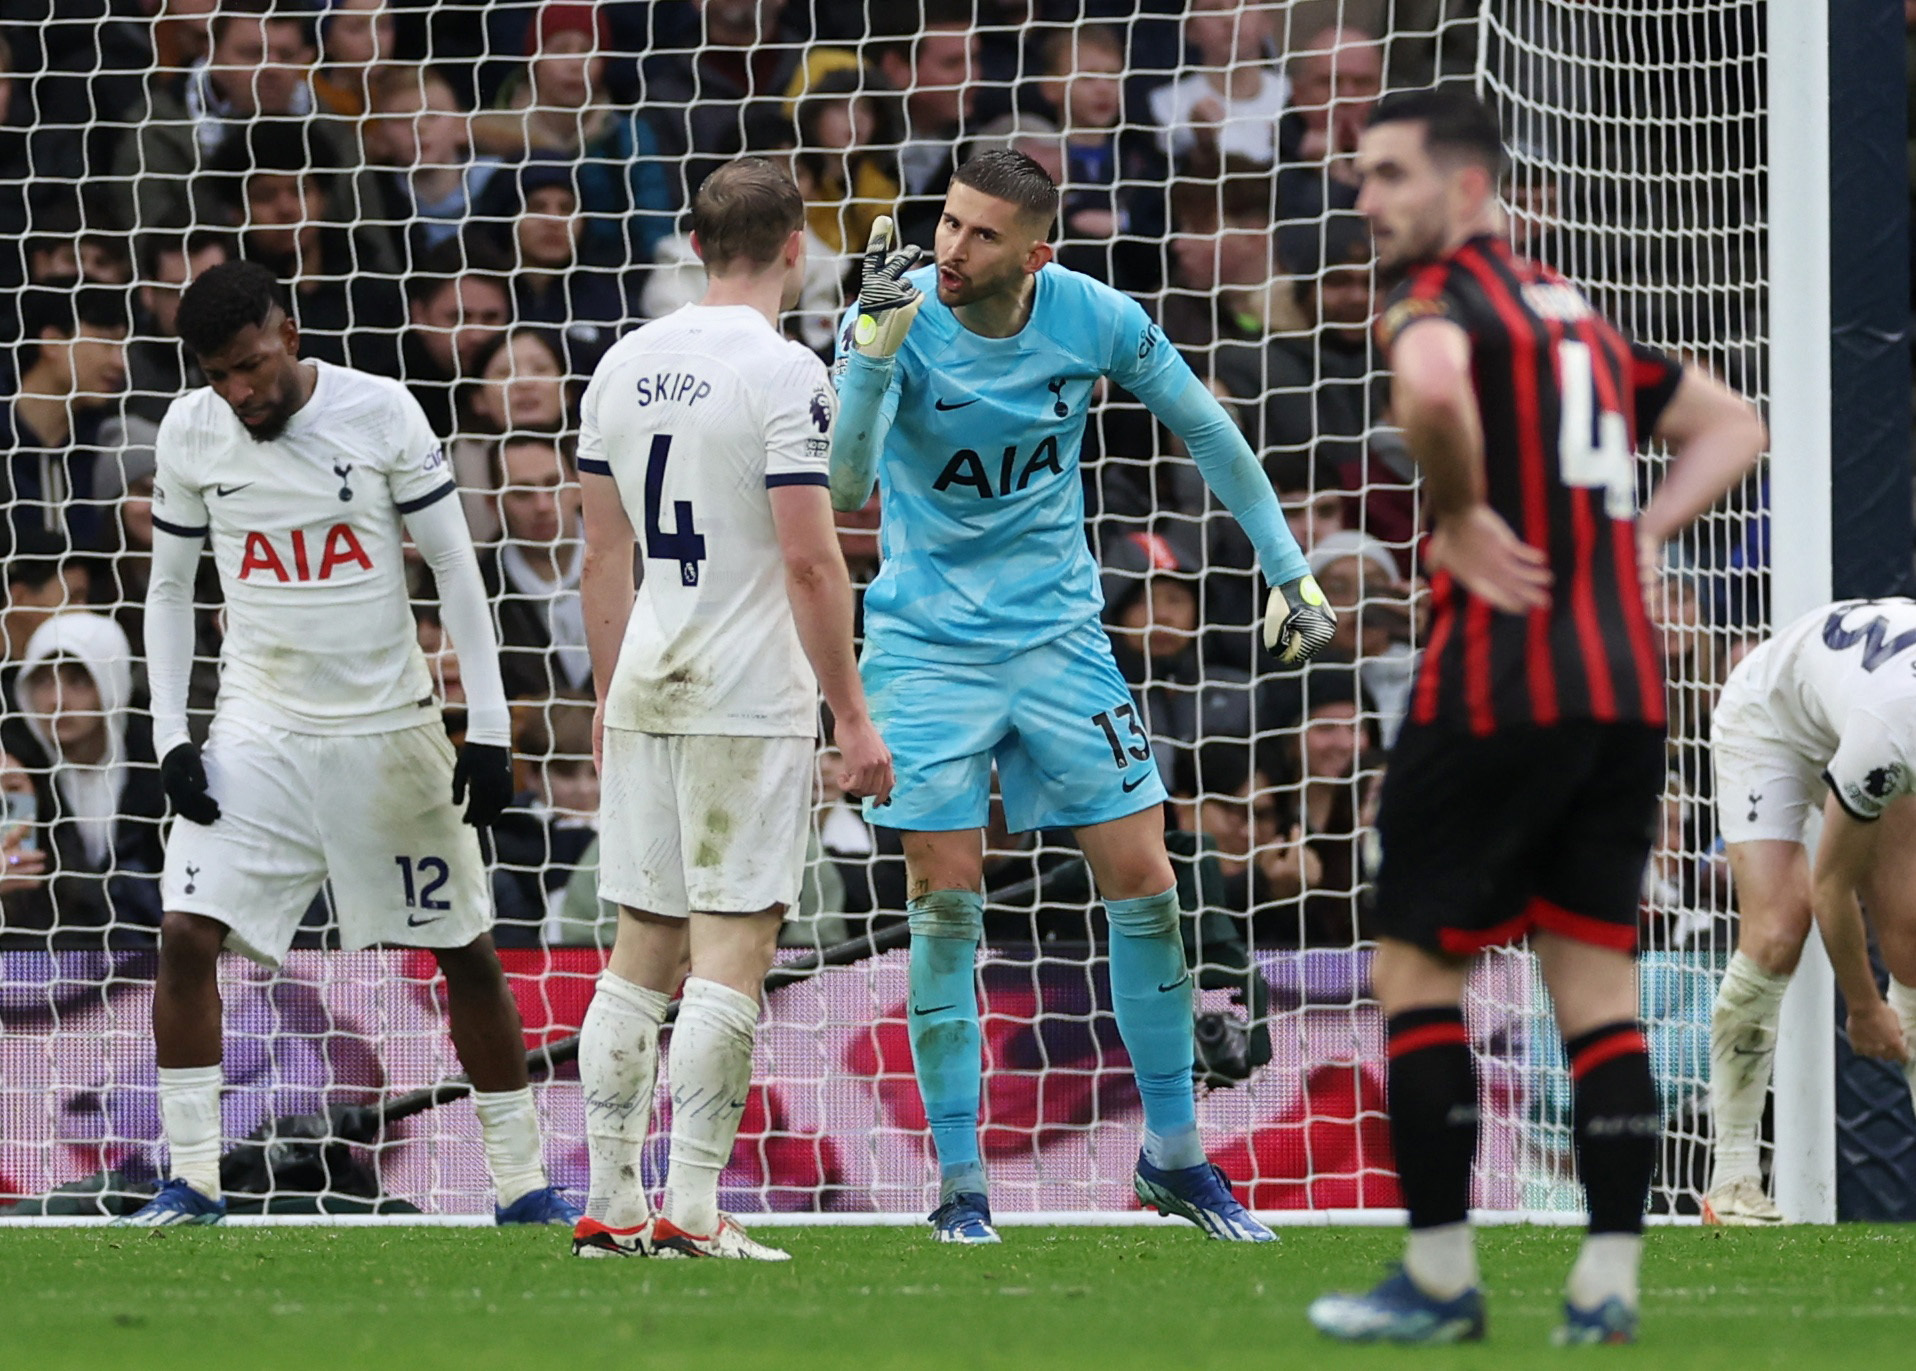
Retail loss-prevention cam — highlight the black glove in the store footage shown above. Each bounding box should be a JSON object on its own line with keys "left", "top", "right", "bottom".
{"left": 451, "top": 741, "right": 513, "bottom": 827}
{"left": 160, "top": 742, "right": 221, "bottom": 826}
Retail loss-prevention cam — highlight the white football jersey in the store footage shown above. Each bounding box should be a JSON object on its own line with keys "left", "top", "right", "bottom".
{"left": 1730, "top": 598, "right": 1916, "bottom": 819}
{"left": 579, "top": 304, "right": 834, "bottom": 737}
{"left": 150, "top": 358, "right": 450, "bottom": 736}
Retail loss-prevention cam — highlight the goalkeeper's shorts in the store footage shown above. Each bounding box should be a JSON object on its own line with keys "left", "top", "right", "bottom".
{"left": 1372, "top": 719, "right": 1664, "bottom": 957}
{"left": 859, "top": 621, "right": 1168, "bottom": 834}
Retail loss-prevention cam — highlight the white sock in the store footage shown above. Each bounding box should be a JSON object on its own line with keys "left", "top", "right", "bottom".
{"left": 1888, "top": 979, "right": 1916, "bottom": 1108}
{"left": 580, "top": 971, "right": 669, "bottom": 1227}
{"left": 664, "top": 977, "right": 760, "bottom": 1237}
{"left": 1404, "top": 1221, "right": 1479, "bottom": 1301}
{"left": 157, "top": 1065, "right": 223, "bottom": 1199}
{"left": 1567, "top": 1232, "right": 1642, "bottom": 1309}
{"left": 1709, "top": 951, "right": 1790, "bottom": 1190}
{"left": 473, "top": 1087, "right": 548, "bottom": 1209}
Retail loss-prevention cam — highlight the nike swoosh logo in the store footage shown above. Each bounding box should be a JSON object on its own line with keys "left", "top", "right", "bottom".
{"left": 406, "top": 913, "right": 444, "bottom": 927}
{"left": 933, "top": 397, "right": 979, "bottom": 411}
{"left": 1121, "top": 772, "right": 1153, "bottom": 793}
{"left": 215, "top": 482, "right": 254, "bottom": 497}
{"left": 1158, "top": 975, "right": 1190, "bottom": 993}
{"left": 913, "top": 1004, "right": 957, "bottom": 1016}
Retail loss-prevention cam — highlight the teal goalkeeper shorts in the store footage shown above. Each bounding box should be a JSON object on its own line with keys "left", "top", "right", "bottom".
{"left": 859, "top": 621, "right": 1169, "bottom": 834}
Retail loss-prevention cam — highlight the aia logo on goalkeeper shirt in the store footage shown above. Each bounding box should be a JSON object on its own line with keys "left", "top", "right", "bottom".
{"left": 237, "top": 523, "right": 374, "bottom": 582}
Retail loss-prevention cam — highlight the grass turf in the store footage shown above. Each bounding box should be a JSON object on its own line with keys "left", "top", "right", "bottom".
{"left": 3, "top": 1224, "right": 1912, "bottom": 1370}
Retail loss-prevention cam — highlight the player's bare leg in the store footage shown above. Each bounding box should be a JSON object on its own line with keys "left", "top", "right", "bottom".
{"left": 573, "top": 908, "right": 683, "bottom": 1255}
{"left": 899, "top": 828, "right": 996, "bottom": 1241}
{"left": 433, "top": 933, "right": 566, "bottom": 1221}
{"left": 1706, "top": 839, "right": 1809, "bottom": 1223}
{"left": 1860, "top": 796, "right": 1916, "bottom": 1122}
{"left": 1077, "top": 808, "right": 1270, "bottom": 1241}
{"left": 1532, "top": 932, "right": 1659, "bottom": 1341}
{"left": 127, "top": 910, "right": 232, "bottom": 1221}
{"left": 651, "top": 906, "right": 791, "bottom": 1261}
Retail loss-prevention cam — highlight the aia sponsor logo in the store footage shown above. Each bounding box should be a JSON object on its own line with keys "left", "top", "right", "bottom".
{"left": 238, "top": 524, "right": 373, "bottom": 581}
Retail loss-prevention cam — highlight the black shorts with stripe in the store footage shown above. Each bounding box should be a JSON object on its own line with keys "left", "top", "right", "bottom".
{"left": 1372, "top": 720, "right": 1664, "bottom": 957}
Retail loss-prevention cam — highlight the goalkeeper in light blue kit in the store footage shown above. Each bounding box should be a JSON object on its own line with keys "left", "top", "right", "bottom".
{"left": 832, "top": 151, "right": 1336, "bottom": 1243}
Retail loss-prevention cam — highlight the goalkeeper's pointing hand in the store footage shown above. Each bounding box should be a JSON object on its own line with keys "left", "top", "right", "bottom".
{"left": 852, "top": 215, "right": 925, "bottom": 359}
{"left": 1265, "top": 574, "right": 1338, "bottom": 666}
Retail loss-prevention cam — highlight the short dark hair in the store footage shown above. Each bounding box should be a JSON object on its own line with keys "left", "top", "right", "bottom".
{"left": 689, "top": 157, "right": 805, "bottom": 272}
{"left": 212, "top": 118, "right": 342, "bottom": 211}
{"left": 4, "top": 529, "right": 72, "bottom": 596}
{"left": 1367, "top": 87, "right": 1507, "bottom": 177}
{"left": 176, "top": 259, "right": 288, "bottom": 358}
{"left": 950, "top": 149, "right": 1059, "bottom": 229}
{"left": 137, "top": 228, "right": 237, "bottom": 282}
{"left": 407, "top": 236, "right": 512, "bottom": 306}
{"left": 14, "top": 280, "right": 132, "bottom": 372}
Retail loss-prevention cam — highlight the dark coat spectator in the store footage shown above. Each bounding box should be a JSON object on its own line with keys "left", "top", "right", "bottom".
{"left": 870, "top": 2, "right": 978, "bottom": 248}
{"left": 2, "top": 282, "right": 130, "bottom": 552}
{"left": 401, "top": 240, "right": 513, "bottom": 439}
{"left": 476, "top": 436, "right": 589, "bottom": 701}
{"left": 123, "top": 230, "right": 233, "bottom": 425}
{"left": 504, "top": 162, "right": 630, "bottom": 374}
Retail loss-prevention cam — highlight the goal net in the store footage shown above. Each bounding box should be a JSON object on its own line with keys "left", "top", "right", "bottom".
{"left": 0, "top": 0, "right": 1768, "bottom": 1220}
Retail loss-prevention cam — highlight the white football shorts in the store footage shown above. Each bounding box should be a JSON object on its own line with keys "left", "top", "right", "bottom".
{"left": 161, "top": 714, "right": 490, "bottom": 966}
{"left": 598, "top": 728, "right": 814, "bottom": 918}
{"left": 1711, "top": 671, "right": 1823, "bottom": 847}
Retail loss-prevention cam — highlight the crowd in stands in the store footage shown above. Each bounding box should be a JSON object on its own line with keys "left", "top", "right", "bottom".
{"left": 0, "top": 1, "right": 1743, "bottom": 966}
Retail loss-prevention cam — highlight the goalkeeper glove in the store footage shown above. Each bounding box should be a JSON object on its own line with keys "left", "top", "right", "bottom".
{"left": 851, "top": 215, "right": 925, "bottom": 359}
{"left": 1265, "top": 574, "right": 1338, "bottom": 666}
{"left": 160, "top": 742, "right": 221, "bottom": 826}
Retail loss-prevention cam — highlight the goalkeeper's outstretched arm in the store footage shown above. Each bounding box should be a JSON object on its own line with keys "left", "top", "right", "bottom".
{"left": 1142, "top": 364, "right": 1334, "bottom": 664}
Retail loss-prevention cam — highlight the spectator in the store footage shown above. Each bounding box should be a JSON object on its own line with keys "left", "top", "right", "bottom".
{"left": 1271, "top": 664, "right": 1377, "bottom": 948}
{"left": 1282, "top": 25, "right": 1384, "bottom": 190}
{"left": 452, "top": 325, "right": 571, "bottom": 540}
{"left": 1032, "top": 26, "right": 1160, "bottom": 289}
{"left": 477, "top": 435, "right": 589, "bottom": 700}
{"left": 359, "top": 65, "right": 503, "bottom": 269}
{"left": 313, "top": 0, "right": 401, "bottom": 118}
{"left": 107, "top": 0, "right": 361, "bottom": 235}
{"left": 640, "top": 0, "right": 802, "bottom": 202}
{"left": 1158, "top": 164, "right": 1282, "bottom": 365}
{"left": 1301, "top": 531, "right": 1416, "bottom": 746}
{"left": 401, "top": 238, "right": 513, "bottom": 439}
{"left": 478, "top": 2, "right": 678, "bottom": 264}
{"left": 1270, "top": 450, "right": 1346, "bottom": 556}
{"left": 123, "top": 229, "right": 233, "bottom": 424}
{"left": 4, "top": 532, "right": 91, "bottom": 705}
{"left": 871, "top": 0, "right": 979, "bottom": 246}
{"left": 0, "top": 610, "right": 165, "bottom": 935}
{"left": 1172, "top": 742, "right": 1319, "bottom": 946}
{"left": 505, "top": 162, "right": 628, "bottom": 374}
{"left": 491, "top": 693, "right": 598, "bottom": 944}
{"left": 0, "top": 749, "right": 52, "bottom": 930}
{"left": 792, "top": 67, "right": 903, "bottom": 260}
{"left": 1148, "top": 0, "right": 1289, "bottom": 170}
{"left": 2, "top": 283, "right": 130, "bottom": 551}
{"left": 21, "top": 197, "right": 84, "bottom": 287}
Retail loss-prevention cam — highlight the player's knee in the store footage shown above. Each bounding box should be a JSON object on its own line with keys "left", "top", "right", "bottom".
{"left": 159, "top": 910, "right": 225, "bottom": 971}
{"left": 434, "top": 936, "right": 509, "bottom": 994}
{"left": 1739, "top": 915, "right": 1810, "bottom": 976}
{"left": 907, "top": 888, "right": 984, "bottom": 942}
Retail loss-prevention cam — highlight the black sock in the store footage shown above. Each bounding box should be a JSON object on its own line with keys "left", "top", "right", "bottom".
{"left": 1387, "top": 1006, "right": 1479, "bottom": 1229}
{"left": 1566, "top": 1021, "right": 1661, "bottom": 1234}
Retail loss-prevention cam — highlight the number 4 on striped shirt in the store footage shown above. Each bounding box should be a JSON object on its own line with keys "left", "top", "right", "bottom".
{"left": 1556, "top": 340, "right": 1635, "bottom": 520}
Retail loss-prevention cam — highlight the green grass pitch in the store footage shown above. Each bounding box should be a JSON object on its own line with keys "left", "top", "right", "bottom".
{"left": 4, "top": 1225, "right": 1912, "bottom": 1370}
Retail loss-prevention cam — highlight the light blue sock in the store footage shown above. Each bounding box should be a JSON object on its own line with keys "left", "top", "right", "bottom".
{"left": 1106, "top": 886, "right": 1203, "bottom": 1170}
{"left": 907, "top": 889, "right": 987, "bottom": 1200}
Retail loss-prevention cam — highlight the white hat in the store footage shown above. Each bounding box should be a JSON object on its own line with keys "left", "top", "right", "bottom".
{"left": 1306, "top": 530, "right": 1401, "bottom": 585}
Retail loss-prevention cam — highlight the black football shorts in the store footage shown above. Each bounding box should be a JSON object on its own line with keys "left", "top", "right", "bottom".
{"left": 1372, "top": 720, "right": 1665, "bottom": 957}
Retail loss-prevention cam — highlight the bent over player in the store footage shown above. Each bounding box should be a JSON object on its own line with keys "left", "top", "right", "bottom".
{"left": 1705, "top": 598, "right": 1916, "bottom": 1225}
{"left": 125, "top": 261, "right": 574, "bottom": 1227}
{"left": 1307, "top": 91, "right": 1766, "bottom": 1343}
{"left": 832, "top": 150, "right": 1335, "bottom": 1244}
{"left": 570, "top": 159, "right": 893, "bottom": 1261}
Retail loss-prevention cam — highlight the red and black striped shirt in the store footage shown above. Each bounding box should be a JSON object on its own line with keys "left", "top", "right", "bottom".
{"left": 1378, "top": 235, "right": 1684, "bottom": 735}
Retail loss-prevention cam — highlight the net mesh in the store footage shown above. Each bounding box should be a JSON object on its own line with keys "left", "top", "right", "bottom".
{"left": 0, "top": 0, "right": 1767, "bottom": 1218}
